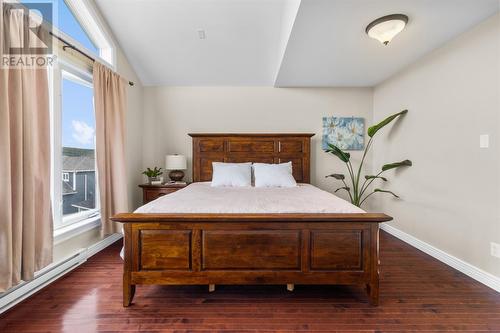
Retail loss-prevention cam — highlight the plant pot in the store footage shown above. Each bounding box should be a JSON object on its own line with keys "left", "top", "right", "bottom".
{"left": 148, "top": 177, "right": 160, "bottom": 184}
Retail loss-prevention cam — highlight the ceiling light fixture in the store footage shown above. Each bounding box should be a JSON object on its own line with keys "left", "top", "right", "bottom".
{"left": 366, "top": 14, "right": 408, "bottom": 45}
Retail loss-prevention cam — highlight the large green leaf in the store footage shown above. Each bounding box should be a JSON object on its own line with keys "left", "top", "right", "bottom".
{"left": 334, "top": 186, "right": 350, "bottom": 193}
{"left": 382, "top": 159, "right": 412, "bottom": 171}
{"left": 374, "top": 188, "right": 400, "bottom": 198}
{"left": 368, "top": 110, "right": 408, "bottom": 137}
{"left": 365, "top": 175, "right": 387, "bottom": 181}
{"left": 326, "top": 173, "right": 345, "bottom": 180}
{"left": 326, "top": 143, "right": 351, "bottom": 163}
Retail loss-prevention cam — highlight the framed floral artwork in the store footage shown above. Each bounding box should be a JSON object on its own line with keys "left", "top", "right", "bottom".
{"left": 322, "top": 117, "right": 365, "bottom": 151}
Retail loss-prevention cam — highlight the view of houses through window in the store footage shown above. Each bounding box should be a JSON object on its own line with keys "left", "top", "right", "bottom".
{"left": 60, "top": 75, "right": 97, "bottom": 222}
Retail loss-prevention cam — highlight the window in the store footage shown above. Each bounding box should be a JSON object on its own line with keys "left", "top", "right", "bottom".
{"left": 61, "top": 71, "right": 97, "bottom": 216}
{"left": 22, "top": 0, "right": 116, "bottom": 66}
{"left": 52, "top": 65, "right": 99, "bottom": 229}
{"left": 54, "top": 0, "right": 99, "bottom": 55}
{"left": 43, "top": 0, "right": 112, "bottom": 232}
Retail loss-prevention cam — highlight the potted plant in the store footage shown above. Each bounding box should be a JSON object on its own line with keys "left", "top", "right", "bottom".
{"left": 142, "top": 167, "right": 163, "bottom": 184}
{"left": 326, "top": 110, "right": 412, "bottom": 208}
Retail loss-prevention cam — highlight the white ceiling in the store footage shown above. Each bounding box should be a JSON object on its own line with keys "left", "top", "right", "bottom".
{"left": 96, "top": 0, "right": 500, "bottom": 87}
{"left": 276, "top": 0, "right": 500, "bottom": 87}
{"left": 97, "top": 0, "right": 291, "bottom": 86}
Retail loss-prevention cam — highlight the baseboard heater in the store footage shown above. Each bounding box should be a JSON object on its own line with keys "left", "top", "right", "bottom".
{"left": 0, "top": 233, "right": 122, "bottom": 315}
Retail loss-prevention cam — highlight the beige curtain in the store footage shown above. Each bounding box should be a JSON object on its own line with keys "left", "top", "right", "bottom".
{"left": 93, "top": 62, "right": 128, "bottom": 235}
{"left": 0, "top": 3, "right": 53, "bottom": 292}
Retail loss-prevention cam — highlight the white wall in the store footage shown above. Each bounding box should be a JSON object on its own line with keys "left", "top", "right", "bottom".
{"left": 372, "top": 14, "right": 500, "bottom": 277}
{"left": 142, "top": 87, "right": 373, "bottom": 200}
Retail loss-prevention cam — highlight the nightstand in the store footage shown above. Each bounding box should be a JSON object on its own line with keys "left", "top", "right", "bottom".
{"left": 139, "top": 183, "right": 189, "bottom": 204}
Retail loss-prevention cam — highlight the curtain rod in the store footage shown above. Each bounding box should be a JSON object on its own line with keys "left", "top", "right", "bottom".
{"left": 49, "top": 32, "right": 135, "bottom": 86}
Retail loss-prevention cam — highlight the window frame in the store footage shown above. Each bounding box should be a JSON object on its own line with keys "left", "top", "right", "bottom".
{"left": 50, "top": 59, "right": 100, "bottom": 231}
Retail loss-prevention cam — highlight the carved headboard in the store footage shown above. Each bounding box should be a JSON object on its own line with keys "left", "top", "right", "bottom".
{"left": 189, "top": 133, "right": 315, "bottom": 183}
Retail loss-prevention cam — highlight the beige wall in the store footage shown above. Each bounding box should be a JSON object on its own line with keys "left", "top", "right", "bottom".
{"left": 117, "top": 48, "right": 145, "bottom": 211}
{"left": 372, "top": 14, "right": 500, "bottom": 277}
{"left": 142, "top": 87, "right": 373, "bottom": 201}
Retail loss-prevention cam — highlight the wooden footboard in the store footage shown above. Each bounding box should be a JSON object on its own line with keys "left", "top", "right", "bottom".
{"left": 111, "top": 213, "right": 392, "bottom": 306}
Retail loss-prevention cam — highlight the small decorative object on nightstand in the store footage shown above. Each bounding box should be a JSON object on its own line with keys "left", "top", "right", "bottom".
{"left": 139, "top": 182, "right": 189, "bottom": 204}
{"left": 165, "top": 154, "right": 187, "bottom": 181}
{"left": 142, "top": 166, "right": 163, "bottom": 185}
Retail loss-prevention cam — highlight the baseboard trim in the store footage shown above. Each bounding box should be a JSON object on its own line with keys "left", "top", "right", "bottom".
{"left": 380, "top": 223, "right": 500, "bottom": 293}
{"left": 0, "top": 233, "right": 122, "bottom": 315}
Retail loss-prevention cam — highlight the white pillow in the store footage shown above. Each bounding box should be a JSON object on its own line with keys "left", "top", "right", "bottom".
{"left": 253, "top": 162, "right": 297, "bottom": 188}
{"left": 211, "top": 162, "right": 252, "bottom": 187}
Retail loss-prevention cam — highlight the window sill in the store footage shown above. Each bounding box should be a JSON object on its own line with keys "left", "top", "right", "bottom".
{"left": 54, "top": 215, "right": 101, "bottom": 245}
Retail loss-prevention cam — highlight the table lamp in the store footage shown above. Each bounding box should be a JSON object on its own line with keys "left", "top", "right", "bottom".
{"left": 165, "top": 154, "right": 187, "bottom": 181}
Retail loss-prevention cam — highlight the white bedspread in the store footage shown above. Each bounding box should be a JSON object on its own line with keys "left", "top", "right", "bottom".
{"left": 135, "top": 182, "right": 364, "bottom": 214}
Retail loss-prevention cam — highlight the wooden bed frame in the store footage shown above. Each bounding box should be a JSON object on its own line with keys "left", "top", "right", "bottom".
{"left": 111, "top": 133, "right": 392, "bottom": 307}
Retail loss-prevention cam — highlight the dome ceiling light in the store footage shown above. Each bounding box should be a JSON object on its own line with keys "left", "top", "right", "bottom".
{"left": 366, "top": 14, "right": 409, "bottom": 45}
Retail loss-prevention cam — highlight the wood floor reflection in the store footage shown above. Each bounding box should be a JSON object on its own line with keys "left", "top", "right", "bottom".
{"left": 1, "top": 231, "right": 499, "bottom": 332}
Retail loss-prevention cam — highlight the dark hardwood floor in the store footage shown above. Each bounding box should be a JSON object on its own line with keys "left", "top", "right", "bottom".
{"left": 1, "top": 231, "right": 499, "bottom": 332}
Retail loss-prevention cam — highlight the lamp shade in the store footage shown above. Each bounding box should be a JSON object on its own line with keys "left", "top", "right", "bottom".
{"left": 165, "top": 154, "right": 187, "bottom": 170}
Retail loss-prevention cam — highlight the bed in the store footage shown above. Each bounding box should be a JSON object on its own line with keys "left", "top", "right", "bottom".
{"left": 111, "top": 133, "right": 392, "bottom": 306}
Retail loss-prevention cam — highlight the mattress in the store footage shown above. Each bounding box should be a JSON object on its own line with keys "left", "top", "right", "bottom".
{"left": 135, "top": 182, "right": 364, "bottom": 214}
